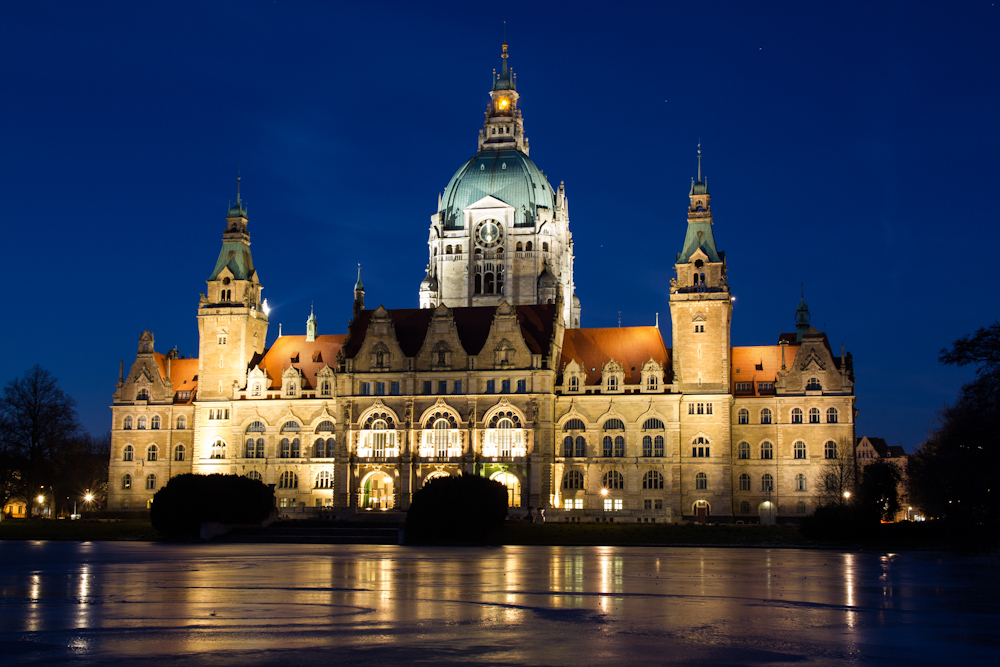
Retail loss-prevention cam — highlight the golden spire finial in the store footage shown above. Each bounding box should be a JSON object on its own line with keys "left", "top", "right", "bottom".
{"left": 697, "top": 142, "right": 702, "bottom": 182}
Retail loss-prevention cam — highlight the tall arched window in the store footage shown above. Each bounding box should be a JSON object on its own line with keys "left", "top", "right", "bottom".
{"left": 760, "top": 408, "right": 772, "bottom": 425}
{"left": 316, "top": 471, "right": 333, "bottom": 489}
{"left": 791, "top": 408, "right": 803, "bottom": 424}
{"left": 123, "top": 416, "right": 133, "bottom": 430}
{"left": 255, "top": 438, "right": 265, "bottom": 458}
{"left": 695, "top": 472, "right": 708, "bottom": 490}
{"left": 123, "top": 445, "right": 134, "bottom": 461}
{"left": 373, "top": 419, "right": 389, "bottom": 457}
{"left": 315, "top": 438, "right": 326, "bottom": 458}
{"left": 809, "top": 408, "right": 821, "bottom": 424}
{"left": 739, "top": 473, "right": 751, "bottom": 491}
{"left": 146, "top": 444, "right": 158, "bottom": 461}
{"left": 794, "top": 441, "right": 807, "bottom": 459}
{"left": 245, "top": 438, "right": 256, "bottom": 458}
{"left": 145, "top": 473, "right": 157, "bottom": 490}
{"left": 614, "top": 435, "right": 625, "bottom": 457}
{"left": 122, "top": 474, "right": 132, "bottom": 490}
{"left": 762, "top": 473, "right": 774, "bottom": 492}
{"left": 563, "top": 418, "right": 586, "bottom": 431}
{"left": 738, "top": 409, "right": 749, "bottom": 425}
{"left": 280, "top": 438, "right": 291, "bottom": 458}
{"left": 738, "top": 442, "right": 750, "bottom": 459}
{"left": 137, "top": 416, "right": 147, "bottom": 430}
{"left": 654, "top": 435, "right": 664, "bottom": 457}
{"left": 642, "top": 471, "right": 664, "bottom": 489}
{"left": 795, "top": 474, "right": 807, "bottom": 491}
{"left": 290, "top": 438, "right": 300, "bottom": 458}
{"left": 245, "top": 471, "right": 263, "bottom": 483}
{"left": 320, "top": 380, "right": 332, "bottom": 396}
{"left": 642, "top": 418, "right": 665, "bottom": 430}
{"left": 210, "top": 439, "right": 226, "bottom": 459}
{"left": 602, "top": 471, "right": 624, "bottom": 490}
{"left": 761, "top": 441, "right": 774, "bottom": 460}
{"left": 278, "top": 471, "right": 298, "bottom": 489}
{"left": 826, "top": 407, "right": 838, "bottom": 423}
{"left": 563, "top": 436, "right": 574, "bottom": 457}
{"left": 174, "top": 445, "right": 185, "bottom": 461}
{"left": 494, "top": 418, "right": 514, "bottom": 457}
{"left": 603, "top": 436, "right": 613, "bottom": 457}
{"left": 642, "top": 435, "right": 652, "bottom": 457}
{"left": 150, "top": 416, "right": 161, "bottom": 430}
{"left": 562, "top": 470, "right": 584, "bottom": 489}
{"left": 433, "top": 418, "right": 451, "bottom": 457}
{"left": 575, "top": 436, "right": 586, "bottom": 457}
{"left": 824, "top": 441, "right": 838, "bottom": 459}
{"left": 176, "top": 416, "right": 186, "bottom": 429}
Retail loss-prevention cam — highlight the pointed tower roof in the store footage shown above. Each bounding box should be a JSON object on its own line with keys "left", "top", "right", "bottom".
{"left": 796, "top": 285, "right": 811, "bottom": 341}
{"left": 676, "top": 145, "right": 722, "bottom": 264}
{"left": 493, "top": 42, "right": 515, "bottom": 91}
{"left": 354, "top": 264, "right": 364, "bottom": 292}
{"left": 210, "top": 176, "right": 255, "bottom": 281}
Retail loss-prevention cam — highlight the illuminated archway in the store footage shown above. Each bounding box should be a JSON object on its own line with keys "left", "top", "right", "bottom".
{"left": 361, "top": 472, "right": 394, "bottom": 510}
{"left": 758, "top": 501, "right": 776, "bottom": 526}
{"left": 490, "top": 472, "right": 521, "bottom": 508}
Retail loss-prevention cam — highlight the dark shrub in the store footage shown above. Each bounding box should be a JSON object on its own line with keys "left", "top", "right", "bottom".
{"left": 405, "top": 473, "right": 508, "bottom": 544}
{"left": 800, "top": 504, "right": 874, "bottom": 541}
{"left": 150, "top": 473, "right": 273, "bottom": 539}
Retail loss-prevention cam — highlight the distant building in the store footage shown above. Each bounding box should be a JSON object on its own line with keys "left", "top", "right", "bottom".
{"left": 108, "top": 44, "right": 856, "bottom": 524}
{"left": 856, "top": 436, "right": 909, "bottom": 520}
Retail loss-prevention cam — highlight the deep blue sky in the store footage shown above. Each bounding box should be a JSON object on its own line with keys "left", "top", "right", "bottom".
{"left": 2, "top": 2, "right": 997, "bottom": 451}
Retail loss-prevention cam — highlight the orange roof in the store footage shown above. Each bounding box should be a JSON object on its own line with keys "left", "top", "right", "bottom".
{"left": 559, "top": 327, "right": 670, "bottom": 385}
{"left": 731, "top": 344, "right": 799, "bottom": 395}
{"left": 257, "top": 334, "right": 348, "bottom": 389}
{"left": 152, "top": 354, "right": 199, "bottom": 403}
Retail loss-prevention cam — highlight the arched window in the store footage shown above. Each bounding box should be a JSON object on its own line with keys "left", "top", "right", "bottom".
{"left": 806, "top": 377, "right": 822, "bottom": 391}
{"left": 137, "top": 416, "right": 147, "bottom": 430}
{"left": 824, "top": 441, "right": 838, "bottom": 459}
{"left": 739, "top": 473, "right": 751, "bottom": 491}
{"left": 642, "top": 435, "right": 652, "bottom": 457}
{"left": 136, "top": 389, "right": 149, "bottom": 401}
{"left": 278, "top": 471, "right": 298, "bottom": 489}
{"left": 740, "top": 501, "right": 751, "bottom": 514}
{"left": 281, "top": 421, "right": 300, "bottom": 433}
{"left": 146, "top": 444, "right": 158, "bottom": 461}
{"left": 642, "top": 471, "right": 664, "bottom": 489}
{"left": 794, "top": 441, "right": 806, "bottom": 459}
{"left": 809, "top": 408, "right": 821, "bottom": 424}
{"left": 602, "top": 471, "right": 624, "bottom": 490}
{"left": 445, "top": 245, "right": 453, "bottom": 255}
{"left": 568, "top": 376, "right": 579, "bottom": 391}
{"left": 474, "top": 274, "right": 482, "bottom": 294}
{"left": 563, "top": 435, "right": 574, "bottom": 457}
{"left": 210, "top": 439, "right": 226, "bottom": 459}
{"left": 762, "top": 473, "right": 774, "bottom": 492}
{"left": 542, "top": 242, "right": 549, "bottom": 252}
{"left": 695, "top": 472, "right": 708, "bottom": 490}
{"left": 791, "top": 408, "right": 803, "bottom": 424}
{"left": 826, "top": 407, "right": 838, "bottom": 423}
{"left": 602, "top": 435, "right": 612, "bottom": 457}
{"left": 255, "top": 438, "right": 265, "bottom": 458}
{"left": 563, "top": 418, "right": 586, "bottom": 431}
{"left": 825, "top": 474, "right": 838, "bottom": 491}
{"left": 484, "top": 272, "right": 495, "bottom": 293}
{"left": 607, "top": 376, "right": 619, "bottom": 391}
{"left": 246, "top": 421, "right": 266, "bottom": 434}
{"left": 432, "top": 418, "right": 452, "bottom": 457}
{"left": 315, "top": 438, "right": 326, "bottom": 458}
{"left": 150, "top": 416, "right": 161, "bottom": 430}
{"left": 737, "top": 441, "right": 750, "bottom": 459}
{"left": 493, "top": 417, "right": 516, "bottom": 457}
{"left": 321, "top": 380, "right": 332, "bottom": 396}
{"left": 123, "top": 416, "right": 133, "bottom": 430}
{"left": 575, "top": 436, "right": 586, "bottom": 457}
{"left": 516, "top": 242, "right": 523, "bottom": 251}
{"left": 315, "top": 420, "right": 335, "bottom": 433}
{"left": 176, "top": 416, "right": 186, "bottom": 429}
{"left": 692, "top": 436, "right": 710, "bottom": 458}
{"left": 642, "top": 418, "right": 665, "bottom": 430}
{"left": 614, "top": 435, "right": 625, "bottom": 457}
{"left": 145, "top": 473, "right": 157, "bottom": 490}
{"left": 563, "top": 470, "right": 585, "bottom": 489}
{"left": 174, "top": 444, "right": 185, "bottom": 461}
{"left": 373, "top": 419, "right": 390, "bottom": 457}
{"left": 123, "top": 444, "right": 134, "bottom": 461}
{"left": 456, "top": 244, "right": 462, "bottom": 254}
{"left": 738, "top": 409, "right": 749, "bottom": 425}
{"left": 603, "top": 418, "right": 625, "bottom": 431}
{"left": 525, "top": 241, "right": 532, "bottom": 251}
{"left": 795, "top": 474, "right": 807, "bottom": 491}
{"left": 122, "top": 474, "right": 132, "bottom": 490}
{"left": 761, "top": 441, "right": 774, "bottom": 460}
{"left": 290, "top": 438, "right": 300, "bottom": 458}
{"left": 245, "top": 471, "right": 263, "bottom": 483}
{"left": 760, "top": 408, "right": 772, "bottom": 425}
{"left": 245, "top": 438, "right": 255, "bottom": 457}
{"left": 654, "top": 435, "right": 664, "bottom": 456}
{"left": 796, "top": 501, "right": 807, "bottom": 514}
{"left": 280, "top": 438, "right": 290, "bottom": 458}
{"left": 316, "top": 470, "right": 333, "bottom": 489}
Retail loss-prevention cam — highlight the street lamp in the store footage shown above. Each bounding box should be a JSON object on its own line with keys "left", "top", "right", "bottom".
{"left": 843, "top": 491, "right": 851, "bottom": 501}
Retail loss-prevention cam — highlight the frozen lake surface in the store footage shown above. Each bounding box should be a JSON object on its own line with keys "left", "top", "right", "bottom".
{"left": 0, "top": 542, "right": 997, "bottom": 665}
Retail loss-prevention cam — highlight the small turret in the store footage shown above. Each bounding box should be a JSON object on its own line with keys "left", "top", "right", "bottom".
{"left": 796, "top": 286, "right": 810, "bottom": 341}
{"left": 354, "top": 265, "right": 365, "bottom": 311}
{"left": 306, "top": 304, "right": 317, "bottom": 342}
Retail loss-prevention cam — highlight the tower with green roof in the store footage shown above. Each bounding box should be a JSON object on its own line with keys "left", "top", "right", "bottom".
{"left": 420, "top": 42, "right": 580, "bottom": 328}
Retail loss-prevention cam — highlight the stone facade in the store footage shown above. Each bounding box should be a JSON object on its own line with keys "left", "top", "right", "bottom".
{"left": 107, "top": 44, "right": 856, "bottom": 523}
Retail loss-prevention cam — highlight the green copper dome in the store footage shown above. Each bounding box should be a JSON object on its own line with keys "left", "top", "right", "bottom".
{"left": 439, "top": 150, "right": 555, "bottom": 229}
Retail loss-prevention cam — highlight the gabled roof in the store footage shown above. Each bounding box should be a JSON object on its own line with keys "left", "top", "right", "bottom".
{"left": 344, "top": 304, "right": 556, "bottom": 360}
{"left": 559, "top": 327, "right": 670, "bottom": 385}
{"left": 257, "top": 334, "right": 348, "bottom": 389}
{"left": 209, "top": 240, "right": 255, "bottom": 281}
{"left": 151, "top": 354, "right": 199, "bottom": 401}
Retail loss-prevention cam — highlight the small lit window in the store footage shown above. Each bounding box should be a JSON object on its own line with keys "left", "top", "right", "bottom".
{"left": 739, "top": 473, "right": 751, "bottom": 491}
{"left": 737, "top": 442, "right": 750, "bottom": 459}
{"left": 824, "top": 441, "right": 838, "bottom": 459}
{"left": 795, "top": 474, "right": 807, "bottom": 491}
{"left": 794, "top": 441, "right": 806, "bottom": 459}
{"left": 760, "top": 408, "right": 772, "bottom": 425}
{"left": 761, "top": 441, "right": 773, "bottom": 460}
{"left": 762, "top": 473, "right": 774, "bottom": 492}
{"left": 791, "top": 407, "right": 803, "bottom": 424}
{"left": 827, "top": 407, "right": 838, "bottom": 423}
{"left": 695, "top": 472, "right": 707, "bottom": 490}
{"left": 738, "top": 409, "right": 749, "bottom": 425}
{"left": 809, "top": 408, "right": 821, "bottom": 424}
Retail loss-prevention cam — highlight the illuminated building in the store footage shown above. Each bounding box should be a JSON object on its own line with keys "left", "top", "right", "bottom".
{"left": 108, "top": 44, "right": 856, "bottom": 523}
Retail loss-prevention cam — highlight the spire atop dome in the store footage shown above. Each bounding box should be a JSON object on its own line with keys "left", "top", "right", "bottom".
{"left": 306, "top": 303, "right": 317, "bottom": 342}
{"left": 227, "top": 172, "right": 247, "bottom": 218}
{"left": 690, "top": 143, "right": 709, "bottom": 196}
{"left": 494, "top": 41, "right": 515, "bottom": 91}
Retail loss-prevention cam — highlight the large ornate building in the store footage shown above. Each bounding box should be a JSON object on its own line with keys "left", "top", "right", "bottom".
{"left": 108, "top": 44, "right": 855, "bottom": 523}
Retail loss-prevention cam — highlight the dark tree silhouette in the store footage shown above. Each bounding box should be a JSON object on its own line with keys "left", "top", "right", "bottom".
{"left": 857, "top": 459, "right": 904, "bottom": 523}
{"left": 0, "top": 366, "right": 81, "bottom": 518}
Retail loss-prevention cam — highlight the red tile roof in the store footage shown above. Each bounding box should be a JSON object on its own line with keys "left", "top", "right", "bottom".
{"left": 257, "top": 334, "right": 348, "bottom": 389}
{"left": 731, "top": 344, "right": 799, "bottom": 394}
{"left": 559, "top": 327, "right": 670, "bottom": 385}
{"left": 152, "top": 354, "right": 199, "bottom": 402}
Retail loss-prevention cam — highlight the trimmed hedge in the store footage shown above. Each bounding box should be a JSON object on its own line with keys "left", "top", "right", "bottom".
{"left": 405, "top": 473, "right": 508, "bottom": 544}
{"left": 150, "top": 474, "right": 273, "bottom": 539}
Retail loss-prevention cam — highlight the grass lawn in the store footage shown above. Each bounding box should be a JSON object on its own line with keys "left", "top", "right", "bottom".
{"left": 0, "top": 519, "right": 159, "bottom": 541}
{"left": 497, "top": 522, "right": 810, "bottom": 547}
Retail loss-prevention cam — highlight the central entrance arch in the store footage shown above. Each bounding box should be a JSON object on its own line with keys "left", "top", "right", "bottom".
{"left": 362, "top": 472, "right": 394, "bottom": 510}
{"left": 490, "top": 471, "right": 521, "bottom": 508}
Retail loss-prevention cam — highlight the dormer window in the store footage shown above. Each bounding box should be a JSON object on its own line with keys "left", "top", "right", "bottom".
{"left": 806, "top": 377, "right": 822, "bottom": 391}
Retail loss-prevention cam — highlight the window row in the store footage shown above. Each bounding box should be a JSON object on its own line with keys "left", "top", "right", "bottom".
{"left": 121, "top": 473, "right": 159, "bottom": 490}
{"left": 243, "top": 437, "right": 336, "bottom": 459}
{"left": 562, "top": 417, "right": 666, "bottom": 431}
{"left": 736, "top": 407, "right": 839, "bottom": 425}
{"left": 122, "top": 444, "right": 186, "bottom": 462}
{"left": 736, "top": 440, "right": 839, "bottom": 459}
{"left": 561, "top": 470, "right": 666, "bottom": 491}
{"left": 561, "top": 435, "right": 667, "bottom": 458}
{"left": 737, "top": 472, "right": 810, "bottom": 492}
{"left": 687, "top": 402, "right": 714, "bottom": 415}
{"left": 123, "top": 415, "right": 188, "bottom": 430}
{"left": 739, "top": 501, "right": 809, "bottom": 514}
